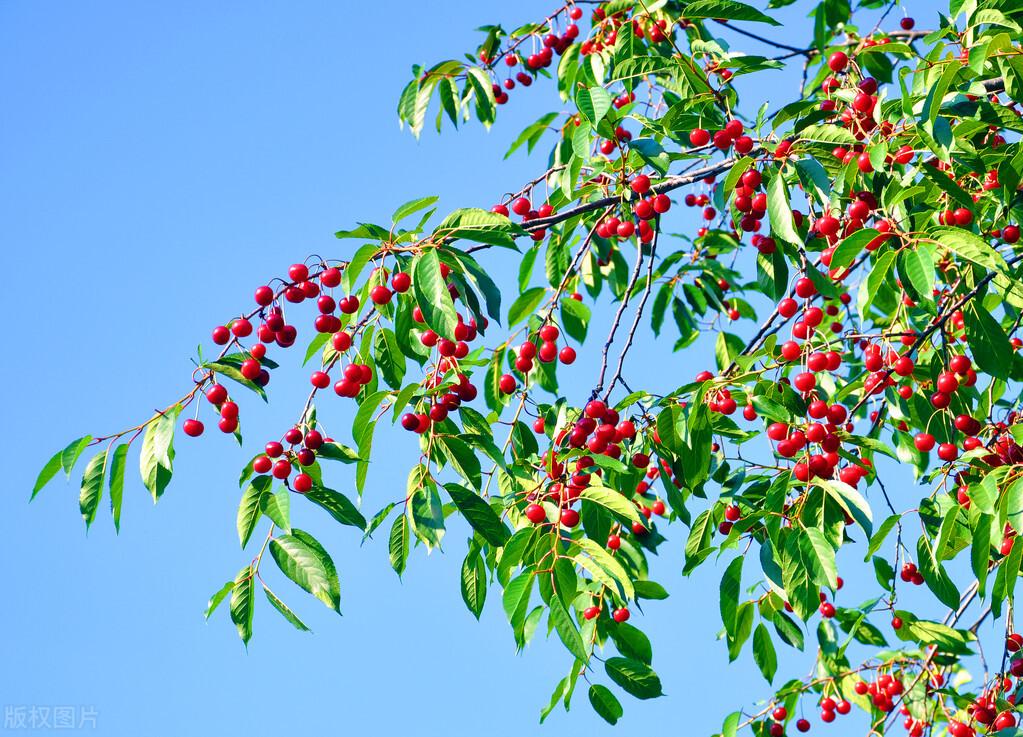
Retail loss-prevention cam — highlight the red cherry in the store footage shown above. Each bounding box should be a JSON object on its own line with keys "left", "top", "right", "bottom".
{"left": 630, "top": 174, "right": 651, "bottom": 194}
{"left": 828, "top": 51, "right": 849, "bottom": 72}
{"left": 252, "top": 456, "right": 272, "bottom": 474}
{"left": 559, "top": 346, "right": 577, "bottom": 364}
{"left": 240, "top": 358, "right": 261, "bottom": 381}
{"left": 293, "top": 473, "right": 312, "bottom": 493}
{"left": 320, "top": 267, "right": 342, "bottom": 288}
{"left": 900, "top": 16, "right": 915, "bottom": 29}
{"left": 612, "top": 607, "right": 631, "bottom": 623}
{"left": 914, "top": 433, "right": 935, "bottom": 452}
{"left": 272, "top": 459, "right": 292, "bottom": 479}
{"left": 288, "top": 263, "right": 309, "bottom": 282}
{"left": 525, "top": 503, "right": 547, "bottom": 524}
{"left": 560, "top": 508, "right": 580, "bottom": 527}
{"left": 391, "top": 272, "right": 411, "bottom": 292}
{"left": 370, "top": 285, "right": 392, "bottom": 305}
{"left": 212, "top": 325, "right": 231, "bottom": 345}
{"left": 254, "top": 286, "right": 274, "bottom": 306}
{"left": 182, "top": 419, "right": 204, "bottom": 437}
{"left": 585, "top": 400, "right": 607, "bottom": 418}
{"left": 511, "top": 197, "right": 531, "bottom": 216}
{"left": 499, "top": 374, "right": 516, "bottom": 394}
{"left": 205, "top": 384, "right": 228, "bottom": 405}
{"left": 689, "top": 128, "right": 710, "bottom": 146}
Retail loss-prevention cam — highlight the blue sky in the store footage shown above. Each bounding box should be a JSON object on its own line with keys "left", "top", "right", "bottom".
{"left": 2, "top": 2, "right": 950, "bottom": 735}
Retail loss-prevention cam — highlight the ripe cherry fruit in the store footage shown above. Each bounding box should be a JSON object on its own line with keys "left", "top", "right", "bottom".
{"left": 183, "top": 419, "right": 204, "bottom": 437}
{"left": 524, "top": 503, "right": 547, "bottom": 524}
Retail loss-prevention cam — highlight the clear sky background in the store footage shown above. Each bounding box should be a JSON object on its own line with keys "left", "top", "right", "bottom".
{"left": 1, "top": 2, "right": 949, "bottom": 735}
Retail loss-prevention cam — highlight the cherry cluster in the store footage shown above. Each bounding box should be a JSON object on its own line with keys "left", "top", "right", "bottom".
{"left": 483, "top": 5, "right": 582, "bottom": 105}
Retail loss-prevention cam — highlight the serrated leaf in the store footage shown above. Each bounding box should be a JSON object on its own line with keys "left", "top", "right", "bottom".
{"left": 684, "top": 0, "right": 781, "bottom": 25}
{"left": 389, "top": 514, "right": 410, "bottom": 577}
{"left": 508, "top": 287, "right": 546, "bottom": 327}
{"left": 229, "top": 565, "right": 255, "bottom": 646}
{"left": 108, "top": 444, "right": 128, "bottom": 532}
{"left": 79, "top": 450, "right": 107, "bottom": 529}
{"left": 575, "top": 86, "right": 612, "bottom": 125}
{"left": 604, "top": 657, "right": 663, "bottom": 700}
{"left": 238, "top": 476, "right": 272, "bottom": 548}
{"left": 413, "top": 250, "right": 459, "bottom": 340}
{"left": 392, "top": 195, "right": 439, "bottom": 224}
{"left": 269, "top": 529, "right": 341, "bottom": 613}
{"left": 262, "top": 583, "right": 311, "bottom": 632}
{"left": 305, "top": 485, "right": 367, "bottom": 529}
{"left": 139, "top": 406, "right": 181, "bottom": 502}
{"left": 445, "top": 483, "right": 510, "bottom": 546}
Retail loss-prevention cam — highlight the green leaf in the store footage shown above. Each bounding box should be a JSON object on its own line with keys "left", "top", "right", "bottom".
{"left": 579, "top": 485, "right": 643, "bottom": 525}
{"left": 684, "top": 0, "right": 781, "bottom": 25}
{"left": 508, "top": 287, "right": 546, "bottom": 327}
{"left": 767, "top": 173, "right": 801, "bottom": 246}
{"left": 139, "top": 406, "right": 181, "bottom": 502}
{"left": 897, "top": 247, "right": 935, "bottom": 303}
{"left": 263, "top": 584, "right": 312, "bottom": 632}
{"left": 317, "top": 442, "right": 361, "bottom": 464}
{"left": 865, "top": 514, "right": 900, "bottom": 560}
{"left": 389, "top": 514, "right": 410, "bottom": 577}
{"left": 820, "top": 479, "right": 873, "bottom": 536}
{"left": 392, "top": 195, "right": 439, "bottom": 224}
{"left": 260, "top": 487, "right": 291, "bottom": 532}
{"left": 410, "top": 484, "right": 446, "bottom": 550}
{"left": 505, "top": 111, "right": 559, "bottom": 159}
{"left": 31, "top": 449, "right": 63, "bottom": 500}
{"left": 611, "top": 622, "right": 652, "bottom": 664}
{"left": 604, "top": 657, "right": 663, "bottom": 700}
{"left": 719, "top": 556, "right": 743, "bottom": 634}
{"left": 434, "top": 208, "right": 525, "bottom": 248}
{"left": 588, "top": 685, "right": 624, "bottom": 725}
{"left": 238, "top": 476, "right": 272, "bottom": 548}
{"left": 560, "top": 297, "right": 591, "bottom": 342}
{"left": 204, "top": 580, "right": 234, "bottom": 620}
{"left": 634, "top": 580, "right": 670, "bottom": 600}
{"left": 963, "top": 302, "right": 1012, "bottom": 381}
{"left": 108, "top": 444, "right": 129, "bottom": 532}
{"left": 971, "top": 512, "right": 992, "bottom": 598}
{"left": 575, "top": 86, "right": 612, "bottom": 125}
{"left": 412, "top": 249, "right": 459, "bottom": 340}
{"left": 715, "top": 332, "right": 745, "bottom": 372}
{"left": 229, "top": 565, "right": 255, "bottom": 646}
{"left": 858, "top": 250, "right": 897, "bottom": 319}
{"left": 830, "top": 229, "right": 880, "bottom": 271}
{"left": 932, "top": 225, "right": 1005, "bottom": 271}
{"left": 445, "top": 483, "right": 510, "bottom": 547}
{"left": 576, "top": 537, "right": 635, "bottom": 600}
{"left": 270, "top": 529, "right": 341, "bottom": 613}
{"left": 304, "top": 485, "right": 367, "bottom": 529}
{"left": 549, "top": 595, "right": 589, "bottom": 662}
{"left": 79, "top": 450, "right": 107, "bottom": 529}
{"left": 202, "top": 359, "right": 268, "bottom": 400}
{"left": 802, "top": 527, "right": 839, "bottom": 589}
{"left": 438, "top": 436, "right": 483, "bottom": 490}
{"left": 61, "top": 435, "right": 93, "bottom": 478}
{"left": 460, "top": 546, "right": 487, "bottom": 618}
{"left": 752, "top": 623, "right": 778, "bottom": 682}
